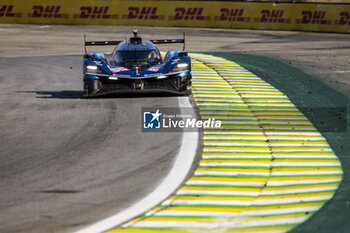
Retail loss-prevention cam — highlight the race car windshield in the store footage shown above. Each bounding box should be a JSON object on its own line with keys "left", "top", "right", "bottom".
{"left": 113, "top": 50, "right": 161, "bottom": 66}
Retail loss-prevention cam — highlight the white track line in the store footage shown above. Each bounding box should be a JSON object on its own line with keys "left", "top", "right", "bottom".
{"left": 74, "top": 97, "right": 199, "bottom": 233}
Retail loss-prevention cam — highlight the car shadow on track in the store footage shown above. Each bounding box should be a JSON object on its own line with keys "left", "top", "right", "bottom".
{"left": 18, "top": 91, "right": 84, "bottom": 99}
{"left": 18, "top": 91, "right": 184, "bottom": 99}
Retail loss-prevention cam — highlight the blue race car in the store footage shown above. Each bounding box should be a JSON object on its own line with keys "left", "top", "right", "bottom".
{"left": 83, "top": 30, "right": 192, "bottom": 97}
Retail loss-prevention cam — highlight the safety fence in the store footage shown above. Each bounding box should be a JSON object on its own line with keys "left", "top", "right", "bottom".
{"left": 0, "top": 1, "right": 349, "bottom": 33}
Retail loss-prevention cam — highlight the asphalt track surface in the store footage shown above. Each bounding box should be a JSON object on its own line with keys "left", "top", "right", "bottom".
{"left": 0, "top": 54, "right": 186, "bottom": 233}
{"left": 0, "top": 24, "right": 350, "bottom": 233}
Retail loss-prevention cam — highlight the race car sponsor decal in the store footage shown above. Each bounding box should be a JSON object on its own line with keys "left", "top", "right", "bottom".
{"left": 143, "top": 73, "right": 162, "bottom": 77}
{"left": 114, "top": 74, "right": 131, "bottom": 78}
{"left": 109, "top": 67, "right": 129, "bottom": 73}
{"left": 148, "top": 66, "right": 160, "bottom": 72}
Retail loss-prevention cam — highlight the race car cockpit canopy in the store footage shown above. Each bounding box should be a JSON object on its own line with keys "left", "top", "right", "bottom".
{"left": 110, "top": 49, "right": 161, "bottom": 68}
{"left": 110, "top": 31, "right": 162, "bottom": 68}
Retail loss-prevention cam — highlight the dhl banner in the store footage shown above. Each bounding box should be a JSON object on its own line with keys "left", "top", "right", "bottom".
{"left": 0, "top": 0, "right": 349, "bottom": 33}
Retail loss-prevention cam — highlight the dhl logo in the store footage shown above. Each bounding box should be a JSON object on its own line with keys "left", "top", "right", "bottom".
{"left": 169, "top": 8, "right": 209, "bottom": 21}
{"left": 28, "top": 5, "right": 68, "bottom": 18}
{"left": 297, "top": 11, "right": 331, "bottom": 25}
{"left": 123, "top": 7, "right": 164, "bottom": 20}
{"left": 335, "top": 12, "right": 350, "bottom": 25}
{"left": 74, "top": 6, "right": 118, "bottom": 19}
{"left": 216, "top": 8, "right": 250, "bottom": 22}
{"left": 255, "top": 9, "right": 290, "bottom": 23}
{"left": 0, "top": 4, "right": 21, "bottom": 17}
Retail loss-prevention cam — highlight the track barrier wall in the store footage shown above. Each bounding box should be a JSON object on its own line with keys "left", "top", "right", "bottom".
{"left": 0, "top": 0, "right": 349, "bottom": 33}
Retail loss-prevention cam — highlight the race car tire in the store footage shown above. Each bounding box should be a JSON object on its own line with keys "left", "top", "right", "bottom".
{"left": 180, "top": 89, "right": 192, "bottom": 96}
{"left": 178, "top": 79, "right": 192, "bottom": 96}
{"left": 84, "top": 79, "right": 102, "bottom": 97}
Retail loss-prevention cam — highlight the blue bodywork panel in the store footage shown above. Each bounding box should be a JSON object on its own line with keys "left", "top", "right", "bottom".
{"left": 84, "top": 43, "right": 191, "bottom": 80}
{"left": 83, "top": 31, "right": 192, "bottom": 96}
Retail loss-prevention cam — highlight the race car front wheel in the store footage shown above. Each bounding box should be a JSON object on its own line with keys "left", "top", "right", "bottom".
{"left": 178, "top": 78, "right": 192, "bottom": 96}
{"left": 84, "top": 79, "right": 102, "bottom": 97}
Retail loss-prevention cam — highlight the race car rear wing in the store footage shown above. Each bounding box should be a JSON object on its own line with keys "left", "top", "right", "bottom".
{"left": 151, "top": 37, "right": 186, "bottom": 50}
{"left": 84, "top": 31, "right": 186, "bottom": 53}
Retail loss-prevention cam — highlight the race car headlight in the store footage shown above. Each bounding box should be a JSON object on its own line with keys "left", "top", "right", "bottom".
{"left": 176, "top": 63, "right": 189, "bottom": 69}
{"left": 86, "top": 65, "right": 98, "bottom": 72}
{"left": 86, "top": 65, "right": 105, "bottom": 74}
{"left": 170, "top": 62, "right": 189, "bottom": 73}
